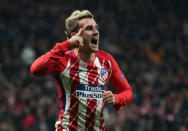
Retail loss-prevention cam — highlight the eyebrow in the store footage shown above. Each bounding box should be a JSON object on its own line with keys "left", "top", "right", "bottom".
{"left": 85, "top": 25, "right": 98, "bottom": 29}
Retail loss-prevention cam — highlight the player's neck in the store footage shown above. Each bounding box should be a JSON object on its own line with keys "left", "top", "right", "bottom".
{"left": 74, "top": 48, "right": 96, "bottom": 63}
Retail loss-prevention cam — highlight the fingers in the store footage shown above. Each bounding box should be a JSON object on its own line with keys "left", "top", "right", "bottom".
{"left": 69, "top": 25, "right": 87, "bottom": 48}
{"left": 68, "top": 31, "right": 84, "bottom": 48}
{"left": 76, "top": 27, "right": 84, "bottom": 36}
{"left": 76, "top": 25, "right": 87, "bottom": 36}
{"left": 102, "top": 90, "right": 115, "bottom": 105}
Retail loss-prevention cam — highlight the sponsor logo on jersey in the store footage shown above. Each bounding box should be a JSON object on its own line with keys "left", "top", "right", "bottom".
{"left": 100, "top": 68, "right": 109, "bottom": 80}
{"left": 76, "top": 84, "right": 105, "bottom": 99}
{"left": 76, "top": 91, "right": 103, "bottom": 99}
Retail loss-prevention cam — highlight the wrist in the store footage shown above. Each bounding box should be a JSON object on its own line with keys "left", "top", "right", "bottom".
{"left": 68, "top": 39, "right": 74, "bottom": 48}
{"left": 114, "top": 94, "right": 120, "bottom": 104}
{"left": 68, "top": 38, "right": 78, "bottom": 49}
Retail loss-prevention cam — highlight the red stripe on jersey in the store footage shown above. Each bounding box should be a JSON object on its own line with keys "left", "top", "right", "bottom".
{"left": 57, "top": 128, "right": 63, "bottom": 131}
{"left": 85, "top": 64, "right": 98, "bottom": 130}
{"left": 87, "top": 66, "right": 99, "bottom": 85}
{"left": 99, "top": 106, "right": 104, "bottom": 131}
{"left": 85, "top": 99, "right": 97, "bottom": 130}
{"left": 69, "top": 92, "right": 79, "bottom": 130}
{"left": 69, "top": 58, "right": 80, "bottom": 130}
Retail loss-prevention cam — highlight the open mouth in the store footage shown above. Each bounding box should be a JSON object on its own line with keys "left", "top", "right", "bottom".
{"left": 91, "top": 38, "right": 98, "bottom": 45}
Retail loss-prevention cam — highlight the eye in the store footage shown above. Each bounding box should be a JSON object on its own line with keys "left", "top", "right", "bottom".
{"left": 85, "top": 26, "right": 93, "bottom": 30}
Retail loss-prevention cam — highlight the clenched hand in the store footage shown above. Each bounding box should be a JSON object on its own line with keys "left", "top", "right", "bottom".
{"left": 102, "top": 90, "right": 116, "bottom": 105}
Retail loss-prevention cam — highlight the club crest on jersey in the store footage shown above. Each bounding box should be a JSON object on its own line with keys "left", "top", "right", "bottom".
{"left": 100, "top": 68, "right": 109, "bottom": 80}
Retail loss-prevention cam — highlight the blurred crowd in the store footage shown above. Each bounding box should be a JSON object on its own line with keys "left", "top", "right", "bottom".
{"left": 0, "top": 0, "right": 187, "bottom": 131}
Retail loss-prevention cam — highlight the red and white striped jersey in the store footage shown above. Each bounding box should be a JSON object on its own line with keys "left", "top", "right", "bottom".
{"left": 30, "top": 41, "right": 133, "bottom": 131}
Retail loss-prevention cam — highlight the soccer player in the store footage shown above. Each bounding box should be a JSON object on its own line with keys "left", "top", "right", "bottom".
{"left": 30, "top": 10, "right": 133, "bottom": 131}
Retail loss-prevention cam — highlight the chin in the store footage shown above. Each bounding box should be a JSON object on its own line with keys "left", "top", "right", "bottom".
{"left": 89, "top": 45, "right": 99, "bottom": 53}
{"left": 91, "top": 48, "right": 98, "bottom": 52}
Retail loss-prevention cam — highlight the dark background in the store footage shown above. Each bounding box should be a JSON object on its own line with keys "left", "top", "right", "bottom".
{"left": 0, "top": 0, "right": 187, "bottom": 130}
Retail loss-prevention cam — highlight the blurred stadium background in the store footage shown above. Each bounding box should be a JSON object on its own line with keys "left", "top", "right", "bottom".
{"left": 0, "top": 0, "right": 187, "bottom": 130}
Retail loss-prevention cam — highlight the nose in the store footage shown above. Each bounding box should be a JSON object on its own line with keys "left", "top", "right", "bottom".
{"left": 93, "top": 28, "right": 99, "bottom": 36}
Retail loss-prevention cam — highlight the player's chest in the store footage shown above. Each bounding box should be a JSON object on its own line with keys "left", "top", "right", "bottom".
{"left": 61, "top": 59, "right": 111, "bottom": 85}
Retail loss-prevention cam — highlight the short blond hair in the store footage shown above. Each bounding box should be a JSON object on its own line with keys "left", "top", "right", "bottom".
{"left": 65, "top": 10, "right": 94, "bottom": 38}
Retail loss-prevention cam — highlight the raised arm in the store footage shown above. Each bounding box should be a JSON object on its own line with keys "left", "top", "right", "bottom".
{"left": 30, "top": 27, "right": 85, "bottom": 76}
{"left": 30, "top": 41, "right": 72, "bottom": 76}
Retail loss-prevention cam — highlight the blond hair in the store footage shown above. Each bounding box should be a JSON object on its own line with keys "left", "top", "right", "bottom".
{"left": 65, "top": 10, "right": 94, "bottom": 38}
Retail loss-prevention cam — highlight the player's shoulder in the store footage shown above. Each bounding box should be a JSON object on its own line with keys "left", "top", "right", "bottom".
{"left": 97, "top": 50, "right": 113, "bottom": 60}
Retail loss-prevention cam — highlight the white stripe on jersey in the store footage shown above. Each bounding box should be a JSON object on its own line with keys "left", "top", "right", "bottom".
{"left": 94, "top": 57, "right": 104, "bottom": 85}
{"left": 60, "top": 58, "right": 71, "bottom": 130}
{"left": 93, "top": 57, "right": 105, "bottom": 130}
{"left": 77, "top": 60, "right": 88, "bottom": 130}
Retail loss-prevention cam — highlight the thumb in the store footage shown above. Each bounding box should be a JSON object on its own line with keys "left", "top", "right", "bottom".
{"left": 77, "top": 25, "right": 88, "bottom": 36}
